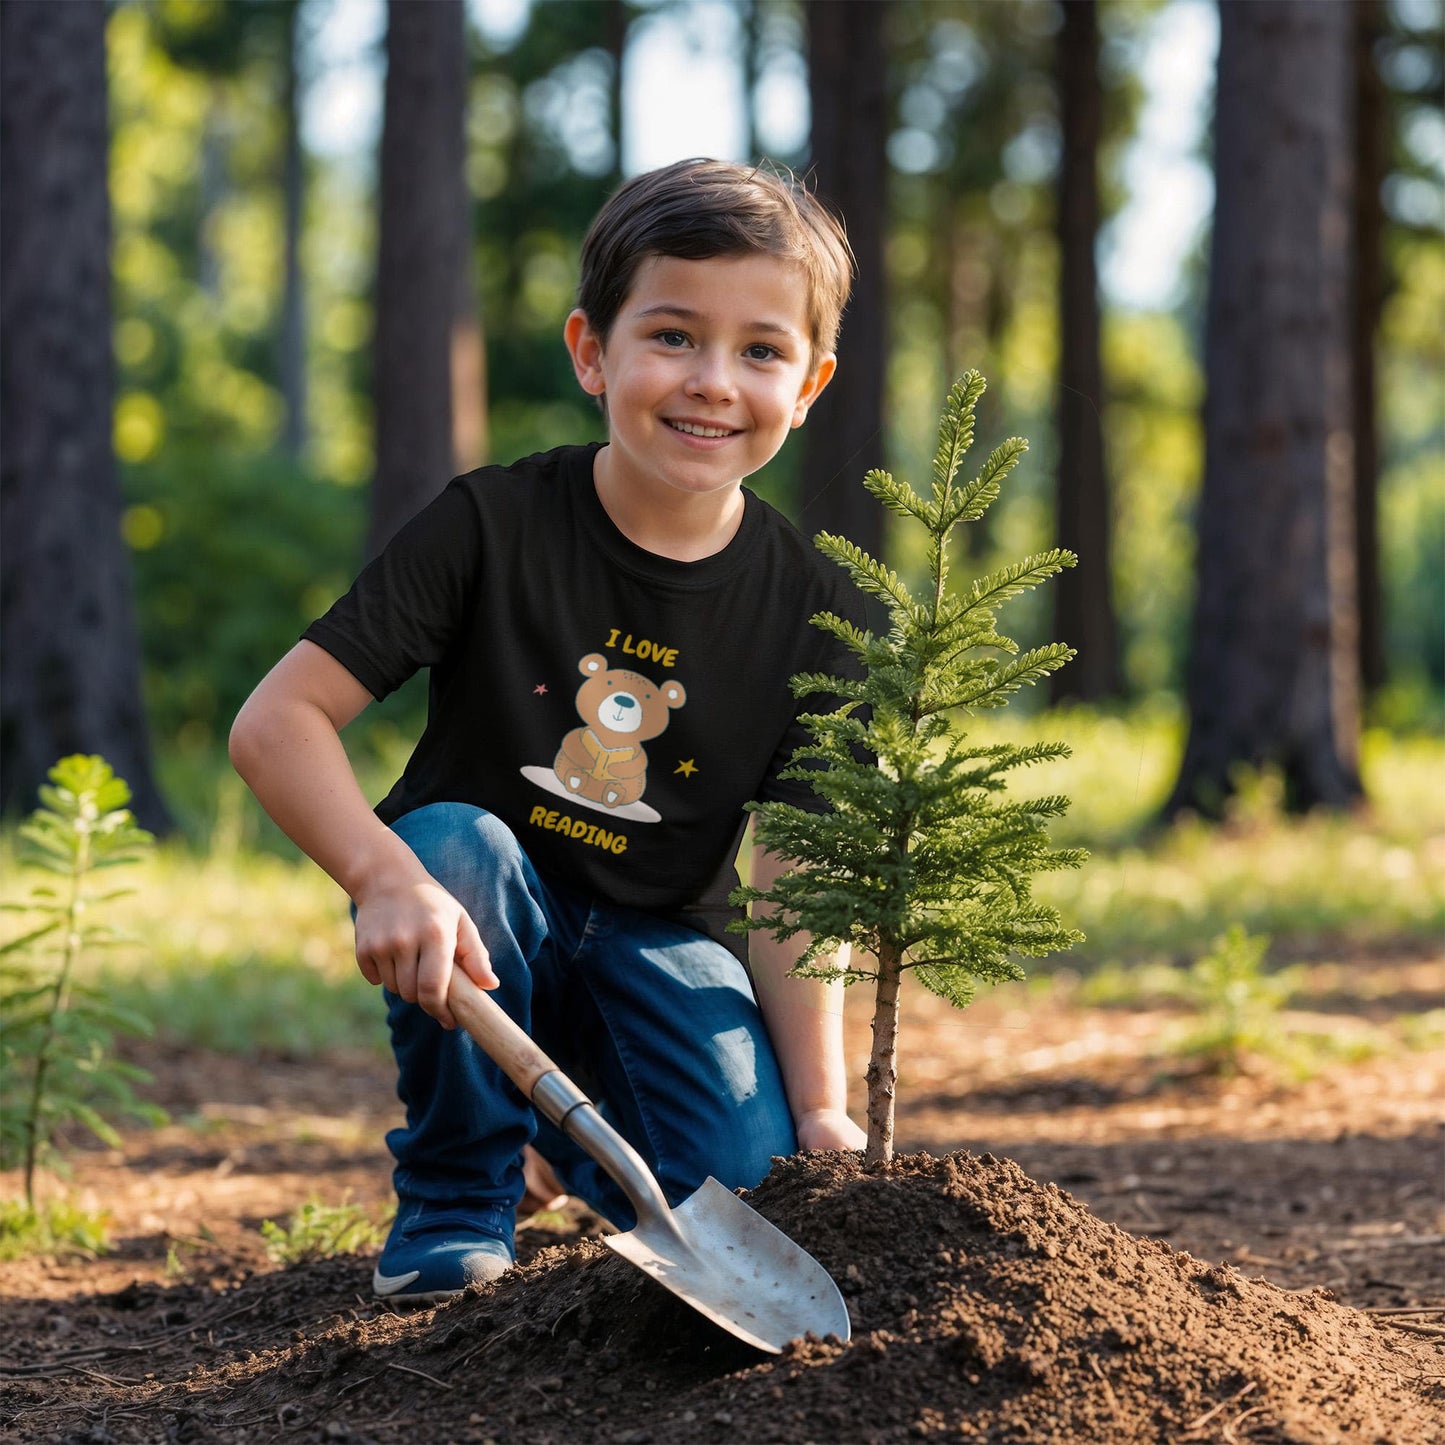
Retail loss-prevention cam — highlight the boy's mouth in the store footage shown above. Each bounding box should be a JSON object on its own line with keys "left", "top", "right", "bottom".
{"left": 665, "top": 419, "right": 739, "bottom": 439}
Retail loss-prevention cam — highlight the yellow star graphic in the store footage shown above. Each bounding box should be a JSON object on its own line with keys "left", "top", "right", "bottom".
{"left": 674, "top": 759, "right": 698, "bottom": 778}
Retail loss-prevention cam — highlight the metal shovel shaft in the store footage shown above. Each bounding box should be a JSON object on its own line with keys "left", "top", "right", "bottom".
{"left": 447, "top": 969, "right": 851, "bottom": 1352}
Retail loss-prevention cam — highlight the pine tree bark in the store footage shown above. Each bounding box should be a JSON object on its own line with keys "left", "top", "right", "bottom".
{"left": 1352, "top": 0, "right": 1388, "bottom": 698}
{"left": 1167, "top": 0, "right": 1362, "bottom": 818}
{"left": 368, "top": 0, "right": 470, "bottom": 558}
{"left": 801, "top": 0, "right": 887, "bottom": 564}
{"left": 1051, "top": 0, "right": 1121, "bottom": 703}
{"left": 0, "top": 0, "right": 171, "bottom": 830}
{"left": 278, "top": 0, "right": 307, "bottom": 462}
{"left": 864, "top": 940, "right": 902, "bottom": 1167}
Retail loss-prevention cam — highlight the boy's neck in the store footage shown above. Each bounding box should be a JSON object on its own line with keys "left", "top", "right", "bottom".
{"left": 592, "top": 446, "right": 746, "bottom": 563}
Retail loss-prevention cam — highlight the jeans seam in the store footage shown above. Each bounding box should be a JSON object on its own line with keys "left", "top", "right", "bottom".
{"left": 571, "top": 902, "right": 605, "bottom": 968}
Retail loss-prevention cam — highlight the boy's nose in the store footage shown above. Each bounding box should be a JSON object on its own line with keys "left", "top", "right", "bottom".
{"left": 686, "top": 350, "right": 737, "bottom": 403}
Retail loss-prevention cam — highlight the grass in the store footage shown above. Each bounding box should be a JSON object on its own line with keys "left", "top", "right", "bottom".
{"left": 259, "top": 1197, "right": 393, "bottom": 1264}
{"left": 0, "top": 1196, "right": 113, "bottom": 1261}
{"left": 1, "top": 704, "right": 1438, "bottom": 1063}
{"left": 1, "top": 825, "right": 381, "bottom": 1059}
{"left": 965, "top": 704, "right": 1445, "bottom": 964}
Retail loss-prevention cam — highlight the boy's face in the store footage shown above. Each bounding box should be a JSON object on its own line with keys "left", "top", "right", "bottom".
{"left": 564, "top": 253, "right": 835, "bottom": 509}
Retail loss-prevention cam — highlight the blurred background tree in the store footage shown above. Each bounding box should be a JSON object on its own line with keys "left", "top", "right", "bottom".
{"left": 2, "top": 0, "right": 1437, "bottom": 836}
{"left": 1167, "top": 0, "right": 1363, "bottom": 817}
{"left": 798, "top": 0, "right": 889, "bottom": 566}
{"left": 368, "top": 0, "right": 473, "bottom": 558}
{"left": 0, "top": 0, "right": 170, "bottom": 831}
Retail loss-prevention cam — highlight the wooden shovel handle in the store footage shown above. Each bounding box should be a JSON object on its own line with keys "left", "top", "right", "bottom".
{"left": 447, "top": 966, "right": 559, "bottom": 1101}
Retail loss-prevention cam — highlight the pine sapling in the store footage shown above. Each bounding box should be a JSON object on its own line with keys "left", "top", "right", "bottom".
{"left": 0, "top": 756, "right": 164, "bottom": 1209}
{"left": 733, "top": 372, "right": 1086, "bottom": 1165}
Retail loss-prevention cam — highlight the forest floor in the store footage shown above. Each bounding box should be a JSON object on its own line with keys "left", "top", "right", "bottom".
{"left": 2, "top": 944, "right": 1441, "bottom": 1444}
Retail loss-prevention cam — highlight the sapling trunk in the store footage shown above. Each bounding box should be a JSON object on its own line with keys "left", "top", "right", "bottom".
{"left": 22, "top": 826, "right": 88, "bottom": 1208}
{"left": 865, "top": 940, "right": 904, "bottom": 1166}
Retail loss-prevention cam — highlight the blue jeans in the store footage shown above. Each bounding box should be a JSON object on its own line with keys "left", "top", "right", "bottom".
{"left": 381, "top": 803, "right": 797, "bottom": 1229}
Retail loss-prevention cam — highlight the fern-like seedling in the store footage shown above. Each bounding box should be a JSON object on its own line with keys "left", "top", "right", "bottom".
{"left": 732, "top": 371, "right": 1087, "bottom": 1164}
{"left": 1, "top": 755, "right": 165, "bottom": 1207}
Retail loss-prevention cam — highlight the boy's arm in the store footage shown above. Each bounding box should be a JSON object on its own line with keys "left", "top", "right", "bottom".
{"left": 747, "top": 841, "right": 866, "bottom": 1153}
{"left": 228, "top": 640, "right": 496, "bottom": 1027}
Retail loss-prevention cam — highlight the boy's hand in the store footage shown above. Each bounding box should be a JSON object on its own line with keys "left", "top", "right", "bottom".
{"left": 353, "top": 879, "right": 497, "bottom": 1029}
{"left": 795, "top": 1107, "right": 866, "bottom": 1154}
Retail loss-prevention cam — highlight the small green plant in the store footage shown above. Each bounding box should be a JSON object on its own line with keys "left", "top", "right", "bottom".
{"left": 734, "top": 372, "right": 1085, "bottom": 1164}
{"left": 259, "top": 1197, "right": 393, "bottom": 1264}
{"left": 1, "top": 756, "right": 166, "bottom": 1209}
{"left": 1169, "top": 925, "right": 1303, "bottom": 1074}
{"left": 1401, "top": 1009, "right": 1445, "bottom": 1053}
{"left": 0, "top": 1195, "right": 113, "bottom": 1261}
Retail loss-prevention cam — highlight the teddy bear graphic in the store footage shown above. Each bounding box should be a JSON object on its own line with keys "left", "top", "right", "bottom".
{"left": 552, "top": 652, "right": 686, "bottom": 809}
{"left": 521, "top": 652, "right": 686, "bottom": 823}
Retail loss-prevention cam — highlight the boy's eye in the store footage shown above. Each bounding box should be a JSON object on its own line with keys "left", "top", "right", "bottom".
{"left": 655, "top": 330, "right": 689, "bottom": 348}
{"left": 744, "top": 343, "right": 781, "bottom": 362}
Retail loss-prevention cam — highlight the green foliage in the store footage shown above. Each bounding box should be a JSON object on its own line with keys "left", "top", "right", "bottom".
{"left": 0, "top": 1196, "right": 114, "bottom": 1261}
{"left": 1401, "top": 1010, "right": 1445, "bottom": 1054}
{"left": 735, "top": 373, "right": 1085, "bottom": 1160}
{"left": 735, "top": 372, "right": 1085, "bottom": 988}
{"left": 0, "top": 758, "right": 167, "bottom": 1206}
{"left": 104, "top": 953, "right": 387, "bottom": 1060}
{"left": 124, "top": 451, "right": 368, "bottom": 753}
{"left": 1167, "top": 926, "right": 1299, "bottom": 1075}
{"left": 259, "top": 1197, "right": 392, "bottom": 1265}
{"left": 1080, "top": 926, "right": 1391, "bottom": 1082}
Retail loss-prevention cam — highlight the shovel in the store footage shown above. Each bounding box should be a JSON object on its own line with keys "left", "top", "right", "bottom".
{"left": 447, "top": 967, "right": 852, "bottom": 1353}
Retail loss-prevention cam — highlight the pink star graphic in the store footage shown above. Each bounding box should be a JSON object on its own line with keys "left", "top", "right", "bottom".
{"left": 533, "top": 684, "right": 548, "bottom": 695}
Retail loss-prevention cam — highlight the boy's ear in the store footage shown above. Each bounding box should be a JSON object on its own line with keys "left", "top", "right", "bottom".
{"left": 564, "top": 309, "right": 607, "bottom": 397}
{"left": 791, "top": 354, "right": 837, "bottom": 428}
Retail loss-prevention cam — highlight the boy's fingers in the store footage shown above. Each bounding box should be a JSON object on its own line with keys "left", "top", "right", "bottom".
{"left": 455, "top": 911, "right": 496, "bottom": 989}
{"left": 415, "top": 931, "right": 456, "bottom": 1028}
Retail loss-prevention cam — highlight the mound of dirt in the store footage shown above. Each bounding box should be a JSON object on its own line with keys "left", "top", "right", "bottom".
{"left": 6, "top": 1151, "right": 1441, "bottom": 1443}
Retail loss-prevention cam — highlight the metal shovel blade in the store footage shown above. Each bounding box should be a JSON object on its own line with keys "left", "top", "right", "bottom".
{"left": 445, "top": 971, "right": 851, "bottom": 1354}
{"left": 606, "top": 1176, "right": 852, "bottom": 1354}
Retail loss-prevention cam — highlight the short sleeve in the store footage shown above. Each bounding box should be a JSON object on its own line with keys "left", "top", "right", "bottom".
{"left": 302, "top": 478, "right": 482, "bottom": 700}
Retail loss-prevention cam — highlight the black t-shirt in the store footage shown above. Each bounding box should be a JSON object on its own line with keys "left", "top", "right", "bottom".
{"left": 304, "top": 443, "right": 862, "bottom": 954}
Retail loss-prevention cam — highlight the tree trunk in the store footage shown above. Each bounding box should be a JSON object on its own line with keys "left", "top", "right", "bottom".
{"left": 368, "top": 0, "right": 469, "bottom": 558}
{"left": 801, "top": 0, "right": 888, "bottom": 564}
{"left": 1166, "top": 0, "right": 1362, "bottom": 818}
{"left": 864, "top": 940, "right": 903, "bottom": 1167}
{"left": 1352, "top": 0, "right": 1388, "bottom": 699}
{"left": 606, "top": 0, "right": 628, "bottom": 179}
{"left": 0, "top": 0, "right": 171, "bottom": 831}
{"left": 1051, "top": 0, "right": 1121, "bottom": 703}
{"left": 278, "top": 0, "right": 307, "bottom": 462}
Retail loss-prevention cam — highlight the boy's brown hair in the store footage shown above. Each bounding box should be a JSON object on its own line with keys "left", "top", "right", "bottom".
{"left": 576, "top": 158, "right": 854, "bottom": 364}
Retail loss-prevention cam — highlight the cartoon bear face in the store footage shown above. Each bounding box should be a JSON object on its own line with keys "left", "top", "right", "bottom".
{"left": 573, "top": 652, "right": 685, "bottom": 745}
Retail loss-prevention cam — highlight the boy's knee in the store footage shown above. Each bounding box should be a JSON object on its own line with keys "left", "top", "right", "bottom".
{"left": 392, "top": 802, "right": 526, "bottom": 881}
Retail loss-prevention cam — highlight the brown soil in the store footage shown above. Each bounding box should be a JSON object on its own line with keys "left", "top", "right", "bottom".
{"left": 3, "top": 951, "right": 1442, "bottom": 1444}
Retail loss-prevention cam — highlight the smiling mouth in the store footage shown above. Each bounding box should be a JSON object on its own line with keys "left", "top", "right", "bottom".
{"left": 666, "top": 419, "right": 739, "bottom": 439}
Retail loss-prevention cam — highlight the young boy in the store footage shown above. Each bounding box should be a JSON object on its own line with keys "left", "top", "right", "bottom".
{"left": 230, "top": 158, "right": 867, "bottom": 1304}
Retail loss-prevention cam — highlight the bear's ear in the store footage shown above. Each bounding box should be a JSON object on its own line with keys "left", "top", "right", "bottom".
{"left": 578, "top": 652, "right": 608, "bottom": 677}
{"left": 661, "top": 680, "right": 686, "bottom": 709}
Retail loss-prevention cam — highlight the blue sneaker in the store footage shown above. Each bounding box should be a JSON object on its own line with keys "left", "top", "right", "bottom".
{"left": 372, "top": 1198, "right": 515, "bottom": 1304}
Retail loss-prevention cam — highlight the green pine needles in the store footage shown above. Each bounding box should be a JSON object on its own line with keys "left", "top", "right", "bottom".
{"left": 732, "top": 372, "right": 1087, "bottom": 1165}
{"left": 1, "top": 756, "right": 164, "bottom": 1212}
